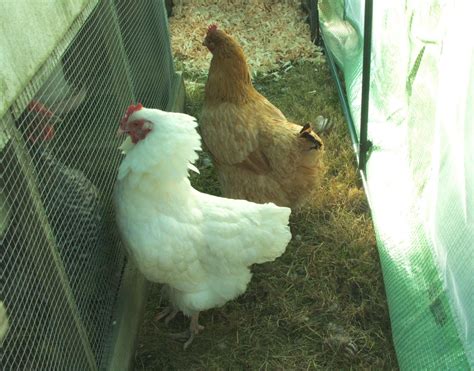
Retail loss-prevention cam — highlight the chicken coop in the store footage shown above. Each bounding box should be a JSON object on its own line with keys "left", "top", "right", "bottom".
{"left": 2, "top": 0, "right": 474, "bottom": 369}
{"left": 0, "top": 0, "right": 183, "bottom": 369}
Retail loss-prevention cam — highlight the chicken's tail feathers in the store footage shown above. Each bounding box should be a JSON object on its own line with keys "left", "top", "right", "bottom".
{"left": 247, "top": 203, "right": 292, "bottom": 265}
{"left": 299, "top": 123, "right": 323, "bottom": 150}
{"left": 297, "top": 115, "right": 336, "bottom": 151}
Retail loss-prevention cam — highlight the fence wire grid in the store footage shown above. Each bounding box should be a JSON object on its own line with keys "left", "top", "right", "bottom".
{"left": 0, "top": 0, "right": 176, "bottom": 369}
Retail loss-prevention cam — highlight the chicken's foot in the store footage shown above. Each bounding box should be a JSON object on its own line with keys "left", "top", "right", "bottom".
{"left": 169, "top": 312, "right": 204, "bottom": 350}
{"left": 155, "top": 306, "right": 179, "bottom": 324}
{"left": 184, "top": 312, "right": 204, "bottom": 350}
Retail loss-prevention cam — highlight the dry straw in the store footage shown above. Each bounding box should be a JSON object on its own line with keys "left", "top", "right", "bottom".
{"left": 169, "top": 0, "right": 322, "bottom": 76}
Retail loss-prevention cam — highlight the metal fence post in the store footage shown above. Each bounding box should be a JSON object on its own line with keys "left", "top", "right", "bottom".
{"left": 359, "top": 0, "right": 373, "bottom": 172}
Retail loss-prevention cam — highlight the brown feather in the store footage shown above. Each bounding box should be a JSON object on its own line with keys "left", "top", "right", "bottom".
{"left": 201, "top": 28, "right": 326, "bottom": 210}
{"left": 235, "top": 149, "right": 272, "bottom": 175}
{"left": 299, "top": 131, "right": 323, "bottom": 150}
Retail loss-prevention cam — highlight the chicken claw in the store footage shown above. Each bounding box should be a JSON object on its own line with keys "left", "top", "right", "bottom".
{"left": 169, "top": 313, "right": 204, "bottom": 350}
{"left": 185, "top": 313, "right": 204, "bottom": 350}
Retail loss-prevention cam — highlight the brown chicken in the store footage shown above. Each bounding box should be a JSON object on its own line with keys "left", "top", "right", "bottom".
{"left": 200, "top": 24, "right": 325, "bottom": 209}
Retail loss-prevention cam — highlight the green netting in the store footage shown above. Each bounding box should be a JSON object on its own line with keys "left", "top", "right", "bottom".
{"left": 319, "top": 1, "right": 474, "bottom": 369}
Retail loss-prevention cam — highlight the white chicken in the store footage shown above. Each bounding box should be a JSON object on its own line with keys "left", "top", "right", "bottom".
{"left": 114, "top": 104, "right": 292, "bottom": 349}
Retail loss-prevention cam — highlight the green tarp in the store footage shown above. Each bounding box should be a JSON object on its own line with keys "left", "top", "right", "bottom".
{"left": 319, "top": 1, "right": 474, "bottom": 369}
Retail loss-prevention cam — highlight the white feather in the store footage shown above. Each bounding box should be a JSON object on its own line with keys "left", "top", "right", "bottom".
{"left": 114, "top": 108, "right": 291, "bottom": 316}
{"left": 188, "top": 163, "right": 200, "bottom": 174}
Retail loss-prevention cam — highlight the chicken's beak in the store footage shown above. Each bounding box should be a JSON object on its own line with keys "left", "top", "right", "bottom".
{"left": 117, "top": 116, "right": 128, "bottom": 137}
{"left": 116, "top": 127, "right": 126, "bottom": 137}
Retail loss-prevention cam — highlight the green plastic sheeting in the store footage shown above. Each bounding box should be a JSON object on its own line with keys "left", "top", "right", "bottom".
{"left": 319, "top": 1, "right": 474, "bottom": 369}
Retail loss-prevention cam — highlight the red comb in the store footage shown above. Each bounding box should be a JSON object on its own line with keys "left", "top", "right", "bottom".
{"left": 125, "top": 102, "right": 143, "bottom": 118}
{"left": 27, "top": 124, "right": 55, "bottom": 143}
{"left": 123, "top": 102, "right": 143, "bottom": 121}
{"left": 207, "top": 24, "right": 218, "bottom": 33}
{"left": 121, "top": 102, "right": 143, "bottom": 127}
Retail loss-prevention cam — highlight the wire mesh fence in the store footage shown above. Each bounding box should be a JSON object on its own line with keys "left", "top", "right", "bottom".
{"left": 0, "top": 0, "right": 176, "bottom": 369}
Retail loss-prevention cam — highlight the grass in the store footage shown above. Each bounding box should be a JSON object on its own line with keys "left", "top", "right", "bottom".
{"left": 133, "top": 59, "right": 398, "bottom": 370}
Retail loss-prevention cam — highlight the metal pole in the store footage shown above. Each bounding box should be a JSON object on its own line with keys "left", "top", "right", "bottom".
{"left": 322, "top": 36, "right": 360, "bottom": 157}
{"left": 359, "top": 0, "right": 373, "bottom": 172}
{"left": 312, "top": 0, "right": 322, "bottom": 45}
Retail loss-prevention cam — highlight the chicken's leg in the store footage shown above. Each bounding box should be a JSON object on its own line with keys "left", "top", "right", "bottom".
{"left": 184, "top": 312, "right": 204, "bottom": 350}
{"left": 155, "top": 306, "right": 179, "bottom": 324}
{"left": 169, "top": 312, "right": 204, "bottom": 350}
